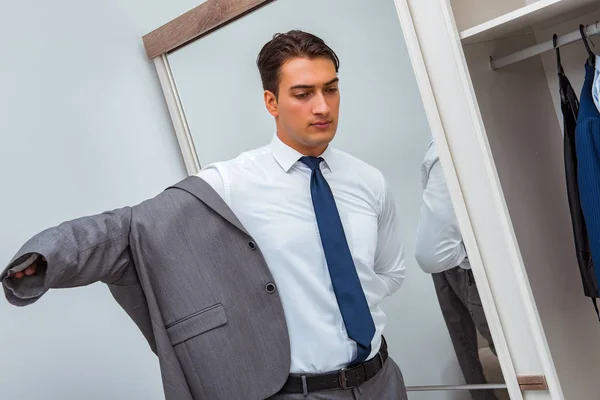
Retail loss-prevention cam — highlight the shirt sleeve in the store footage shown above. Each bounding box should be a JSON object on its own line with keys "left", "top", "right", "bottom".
{"left": 196, "top": 164, "right": 227, "bottom": 201}
{"left": 414, "top": 157, "right": 468, "bottom": 274}
{"left": 373, "top": 177, "right": 406, "bottom": 296}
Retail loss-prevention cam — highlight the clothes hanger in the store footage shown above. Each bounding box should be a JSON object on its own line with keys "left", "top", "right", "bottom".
{"left": 579, "top": 24, "right": 596, "bottom": 67}
{"left": 554, "top": 33, "right": 571, "bottom": 106}
{"left": 554, "top": 33, "right": 565, "bottom": 75}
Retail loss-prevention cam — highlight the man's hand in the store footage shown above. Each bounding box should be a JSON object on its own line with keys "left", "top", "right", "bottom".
{"left": 9, "top": 256, "right": 45, "bottom": 279}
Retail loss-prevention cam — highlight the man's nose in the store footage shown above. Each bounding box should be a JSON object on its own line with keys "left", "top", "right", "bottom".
{"left": 312, "top": 92, "right": 331, "bottom": 115}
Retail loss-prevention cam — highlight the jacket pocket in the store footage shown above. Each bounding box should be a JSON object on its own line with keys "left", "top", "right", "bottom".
{"left": 166, "top": 303, "right": 228, "bottom": 346}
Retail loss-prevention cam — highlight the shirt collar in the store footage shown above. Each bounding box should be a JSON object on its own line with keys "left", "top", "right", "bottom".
{"left": 269, "top": 134, "right": 334, "bottom": 173}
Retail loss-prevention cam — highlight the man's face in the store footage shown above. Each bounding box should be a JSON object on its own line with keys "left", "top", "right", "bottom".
{"left": 264, "top": 57, "right": 340, "bottom": 156}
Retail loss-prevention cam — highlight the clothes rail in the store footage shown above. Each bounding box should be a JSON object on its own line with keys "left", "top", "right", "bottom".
{"left": 490, "top": 22, "right": 600, "bottom": 70}
{"left": 406, "top": 383, "right": 508, "bottom": 391}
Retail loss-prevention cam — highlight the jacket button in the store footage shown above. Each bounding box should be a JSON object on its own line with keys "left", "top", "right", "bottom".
{"left": 265, "top": 283, "right": 276, "bottom": 294}
{"left": 248, "top": 241, "right": 257, "bottom": 250}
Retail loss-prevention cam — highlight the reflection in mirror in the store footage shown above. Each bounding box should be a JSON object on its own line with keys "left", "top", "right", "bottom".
{"left": 414, "top": 142, "right": 509, "bottom": 400}
{"left": 167, "top": 0, "right": 507, "bottom": 398}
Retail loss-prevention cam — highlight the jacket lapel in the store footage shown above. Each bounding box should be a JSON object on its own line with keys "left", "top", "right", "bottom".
{"left": 167, "top": 176, "right": 250, "bottom": 236}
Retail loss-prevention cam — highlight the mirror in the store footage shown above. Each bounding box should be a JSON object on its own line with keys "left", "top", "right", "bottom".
{"left": 166, "top": 0, "right": 508, "bottom": 398}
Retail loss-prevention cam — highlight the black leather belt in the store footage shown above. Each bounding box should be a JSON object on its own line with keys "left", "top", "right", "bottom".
{"left": 278, "top": 338, "right": 388, "bottom": 394}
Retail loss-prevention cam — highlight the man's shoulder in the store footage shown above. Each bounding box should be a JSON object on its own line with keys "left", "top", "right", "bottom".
{"left": 133, "top": 178, "right": 214, "bottom": 220}
{"left": 203, "top": 145, "right": 272, "bottom": 172}
{"left": 422, "top": 140, "right": 437, "bottom": 166}
{"left": 331, "top": 148, "right": 383, "bottom": 178}
{"left": 420, "top": 140, "right": 438, "bottom": 187}
{"left": 329, "top": 148, "right": 386, "bottom": 195}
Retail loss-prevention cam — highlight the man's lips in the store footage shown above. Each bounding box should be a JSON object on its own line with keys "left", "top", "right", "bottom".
{"left": 311, "top": 121, "right": 332, "bottom": 128}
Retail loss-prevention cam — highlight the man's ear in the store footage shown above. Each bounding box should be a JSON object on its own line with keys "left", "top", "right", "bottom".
{"left": 264, "top": 90, "right": 278, "bottom": 117}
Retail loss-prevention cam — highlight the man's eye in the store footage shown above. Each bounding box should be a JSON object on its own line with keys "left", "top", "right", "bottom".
{"left": 295, "top": 93, "right": 309, "bottom": 99}
{"left": 327, "top": 88, "right": 338, "bottom": 93}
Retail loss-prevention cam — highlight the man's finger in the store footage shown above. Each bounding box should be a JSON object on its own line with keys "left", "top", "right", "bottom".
{"left": 24, "top": 265, "right": 37, "bottom": 275}
{"left": 13, "top": 271, "right": 24, "bottom": 279}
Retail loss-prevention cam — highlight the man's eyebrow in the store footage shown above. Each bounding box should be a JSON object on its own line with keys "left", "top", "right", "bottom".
{"left": 289, "top": 84, "right": 314, "bottom": 90}
{"left": 289, "top": 78, "right": 339, "bottom": 90}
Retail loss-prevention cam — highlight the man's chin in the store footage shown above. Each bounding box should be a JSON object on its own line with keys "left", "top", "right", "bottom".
{"left": 307, "top": 128, "right": 336, "bottom": 141}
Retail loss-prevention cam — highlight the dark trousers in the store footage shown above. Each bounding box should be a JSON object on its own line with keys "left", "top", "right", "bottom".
{"left": 432, "top": 267, "right": 499, "bottom": 400}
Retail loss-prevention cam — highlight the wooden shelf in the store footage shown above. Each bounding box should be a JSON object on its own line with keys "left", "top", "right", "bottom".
{"left": 460, "top": 0, "right": 598, "bottom": 44}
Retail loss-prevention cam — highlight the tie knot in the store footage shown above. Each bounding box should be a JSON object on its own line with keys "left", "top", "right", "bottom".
{"left": 300, "top": 156, "right": 324, "bottom": 171}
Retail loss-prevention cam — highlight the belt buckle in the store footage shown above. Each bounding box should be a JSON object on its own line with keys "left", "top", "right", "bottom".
{"left": 339, "top": 368, "right": 350, "bottom": 390}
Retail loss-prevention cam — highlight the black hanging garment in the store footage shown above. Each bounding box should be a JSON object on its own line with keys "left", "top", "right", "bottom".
{"left": 555, "top": 35, "right": 600, "bottom": 311}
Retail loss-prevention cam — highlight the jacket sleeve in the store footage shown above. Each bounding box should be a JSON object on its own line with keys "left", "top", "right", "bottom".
{"left": 2, "top": 207, "right": 134, "bottom": 306}
{"left": 577, "top": 117, "right": 600, "bottom": 278}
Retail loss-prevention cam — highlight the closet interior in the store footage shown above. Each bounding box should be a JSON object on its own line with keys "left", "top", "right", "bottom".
{"left": 451, "top": 0, "right": 600, "bottom": 398}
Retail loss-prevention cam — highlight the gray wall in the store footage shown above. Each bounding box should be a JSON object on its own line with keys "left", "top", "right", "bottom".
{"left": 0, "top": 1, "right": 198, "bottom": 399}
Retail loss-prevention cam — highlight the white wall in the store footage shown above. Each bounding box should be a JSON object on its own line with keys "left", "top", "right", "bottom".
{"left": 167, "top": 1, "right": 476, "bottom": 399}
{"left": 0, "top": 1, "right": 202, "bottom": 399}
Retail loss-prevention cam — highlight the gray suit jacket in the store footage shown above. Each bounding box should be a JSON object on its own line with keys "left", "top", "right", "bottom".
{"left": 1, "top": 176, "right": 291, "bottom": 400}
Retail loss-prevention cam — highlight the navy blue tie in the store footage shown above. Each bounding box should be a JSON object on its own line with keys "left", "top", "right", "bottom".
{"left": 300, "top": 156, "right": 375, "bottom": 364}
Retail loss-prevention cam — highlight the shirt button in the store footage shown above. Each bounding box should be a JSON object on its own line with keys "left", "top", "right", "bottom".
{"left": 248, "top": 241, "right": 257, "bottom": 250}
{"left": 265, "top": 283, "right": 276, "bottom": 294}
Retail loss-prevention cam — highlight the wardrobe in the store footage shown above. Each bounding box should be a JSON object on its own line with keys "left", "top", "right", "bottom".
{"left": 395, "top": 0, "right": 600, "bottom": 398}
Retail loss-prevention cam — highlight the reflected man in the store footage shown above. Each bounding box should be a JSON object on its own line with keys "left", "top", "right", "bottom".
{"left": 415, "top": 140, "right": 500, "bottom": 400}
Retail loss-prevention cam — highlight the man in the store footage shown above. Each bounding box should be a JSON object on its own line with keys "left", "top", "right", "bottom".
{"left": 415, "top": 140, "right": 499, "bottom": 400}
{"left": 2, "top": 30, "right": 407, "bottom": 400}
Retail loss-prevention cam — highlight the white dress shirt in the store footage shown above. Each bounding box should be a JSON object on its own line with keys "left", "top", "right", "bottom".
{"left": 196, "top": 135, "right": 405, "bottom": 374}
{"left": 414, "top": 141, "right": 470, "bottom": 274}
{"left": 593, "top": 55, "right": 600, "bottom": 113}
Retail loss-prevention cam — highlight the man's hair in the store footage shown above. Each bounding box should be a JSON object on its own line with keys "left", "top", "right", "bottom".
{"left": 256, "top": 30, "right": 340, "bottom": 97}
